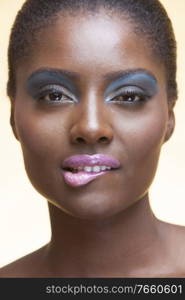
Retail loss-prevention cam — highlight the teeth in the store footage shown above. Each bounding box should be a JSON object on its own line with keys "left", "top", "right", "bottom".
{"left": 84, "top": 166, "right": 92, "bottom": 172}
{"left": 101, "top": 166, "right": 107, "bottom": 171}
{"left": 75, "top": 165, "right": 112, "bottom": 172}
{"left": 93, "top": 166, "right": 101, "bottom": 172}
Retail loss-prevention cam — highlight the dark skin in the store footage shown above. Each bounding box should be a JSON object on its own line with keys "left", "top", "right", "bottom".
{"left": 1, "top": 10, "right": 185, "bottom": 278}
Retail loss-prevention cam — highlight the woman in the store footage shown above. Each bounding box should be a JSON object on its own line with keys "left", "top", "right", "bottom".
{"left": 0, "top": 0, "right": 185, "bottom": 277}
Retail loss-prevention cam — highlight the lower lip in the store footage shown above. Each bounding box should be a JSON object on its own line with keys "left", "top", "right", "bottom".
{"left": 62, "top": 170, "right": 111, "bottom": 187}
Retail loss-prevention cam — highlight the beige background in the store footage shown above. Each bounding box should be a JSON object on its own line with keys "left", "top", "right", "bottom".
{"left": 0, "top": 0, "right": 185, "bottom": 268}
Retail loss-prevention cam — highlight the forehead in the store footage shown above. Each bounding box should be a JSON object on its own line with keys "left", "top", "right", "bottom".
{"left": 17, "top": 10, "right": 166, "bottom": 86}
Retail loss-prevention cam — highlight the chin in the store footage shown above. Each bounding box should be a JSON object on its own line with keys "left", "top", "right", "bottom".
{"left": 48, "top": 190, "right": 138, "bottom": 221}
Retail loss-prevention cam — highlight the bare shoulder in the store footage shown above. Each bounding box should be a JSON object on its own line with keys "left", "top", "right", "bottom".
{"left": 159, "top": 220, "right": 185, "bottom": 277}
{"left": 161, "top": 220, "right": 185, "bottom": 242}
{"left": 0, "top": 244, "right": 49, "bottom": 278}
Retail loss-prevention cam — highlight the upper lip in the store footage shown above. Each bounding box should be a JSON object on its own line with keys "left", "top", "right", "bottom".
{"left": 62, "top": 154, "right": 121, "bottom": 169}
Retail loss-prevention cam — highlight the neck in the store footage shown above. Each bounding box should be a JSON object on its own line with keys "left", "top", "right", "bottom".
{"left": 46, "top": 194, "right": 162, "bottom": 277}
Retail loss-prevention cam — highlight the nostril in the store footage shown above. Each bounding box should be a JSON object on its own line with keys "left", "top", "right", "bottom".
{"left": 76, "top": 137, "right": 85, "bottom": 144}
{"left": 74, "top": 136, "right": 110, "bottom": 144}
{"left": 99, "top": 136, "right": 108, "bottom": 143}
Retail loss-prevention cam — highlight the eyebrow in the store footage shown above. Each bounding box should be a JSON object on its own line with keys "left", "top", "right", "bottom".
{"left": 103, "top": 68, "right": 157, "bottom": 82}
{"left": 27, "top": 67, "right": 157, "bottom": 81}
{"left": 27, "top": 68, "right": 79, "bottom": 82}
{"left": 104, "top": 68, "right": 158, "bottom": 97}
{"left": 26, "top": 68, "right": 80, "bottom": 96}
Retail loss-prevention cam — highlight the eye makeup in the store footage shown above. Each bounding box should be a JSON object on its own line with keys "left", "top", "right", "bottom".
{"left": 35, "top": 84, "right": 76, "bottom": 105}
{"left": 26, "top": 68, "right": 158, "bottom": 106}
{"left": 108, "top": 86, "right": 150, "bottom": 106}
{"left": 26, "top": 68, "right": 79, "bottom": 101}
{"left": 104, "top": 69, "right": 158, "bottom": 101}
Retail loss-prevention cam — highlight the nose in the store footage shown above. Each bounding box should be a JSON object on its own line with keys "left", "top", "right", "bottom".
{"left": 70, "top": 94, "right": 113, "bottom": 145}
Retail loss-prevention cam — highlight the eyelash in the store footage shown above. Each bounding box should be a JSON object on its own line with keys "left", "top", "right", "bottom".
{"left": 110, "top": 89, "right": 149, "bottom": 105}
{"left": 35, "top": 85, "right": 149, "bottom": 107}
{"left": 36, "top": 85, "right": 74, "bottom": 104}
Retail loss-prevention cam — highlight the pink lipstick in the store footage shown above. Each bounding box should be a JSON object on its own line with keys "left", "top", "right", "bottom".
{"left": 62, "top": 154, "right": 120, "bottom": 187}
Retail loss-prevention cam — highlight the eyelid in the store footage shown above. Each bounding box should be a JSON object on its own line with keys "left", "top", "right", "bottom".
{"left": 105, "top": 85, "right": 149, "bottom": 101}
{"left": 34, "top": 84, "right": 78, "bottom": 102}
{"left": 104, "top": 71, "right": 158, "bottom": 98}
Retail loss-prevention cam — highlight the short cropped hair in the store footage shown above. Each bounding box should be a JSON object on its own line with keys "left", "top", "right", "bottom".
{"left": 7, "top": 0, "right": 177, "bottom": 102}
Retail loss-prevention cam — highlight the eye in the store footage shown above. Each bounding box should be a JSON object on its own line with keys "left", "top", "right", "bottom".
{"left": 40, "top": 91, "right": 71, "bottom": 102}
{"left": 114, "top": 93, "right": 145, "bottom": 103}
{"left": 36, "top": 84, "right": 76, "bottom": 104}
{"left": 109, "top": 87, "right": 150, "bottom": 105}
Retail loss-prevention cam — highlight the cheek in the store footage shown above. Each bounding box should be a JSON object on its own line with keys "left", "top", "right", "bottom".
{"left": 128, "top": 116, "right": 166, "bottom": 162}
{"left": 115, "top": 105, "right": 168, "bottom": 190}
{"left": 116, "top": 102, "right": 168, "bottom": 154}
{"left": 14, "top": 106, "right": 66, "bottom": 161}
{"left": 14, "top": 105, "right": 70, "bottom": 200}
{"left": 14, "top": 104, "right": 70, "bottom": 193}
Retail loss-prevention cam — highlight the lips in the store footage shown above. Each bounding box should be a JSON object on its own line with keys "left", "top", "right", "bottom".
{"left": 61, "top": 154, "right": 121, "bottom": 187}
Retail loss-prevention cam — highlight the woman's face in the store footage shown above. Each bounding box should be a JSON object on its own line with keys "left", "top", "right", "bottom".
{"left": 12, "top": 11, "right": 174, "bottom": 220}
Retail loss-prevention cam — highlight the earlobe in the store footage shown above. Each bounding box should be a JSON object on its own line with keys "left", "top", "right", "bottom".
{"left": 10, "top": 104, "right": 19, "bottom": 140}
{"left": 163, "top": 103, "right": 175, "bottom": 143}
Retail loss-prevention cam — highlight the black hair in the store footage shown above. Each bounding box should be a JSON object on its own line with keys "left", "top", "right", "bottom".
{"left": 7, "top": 0, "right": 177, "bottom": 102}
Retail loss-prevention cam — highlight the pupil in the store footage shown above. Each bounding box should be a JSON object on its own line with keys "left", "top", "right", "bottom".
{"left": 50, "top": 92, "right": 61, "bottom": 101}
{"left": 127, "top": 96, "right": 134, "bottom": 102}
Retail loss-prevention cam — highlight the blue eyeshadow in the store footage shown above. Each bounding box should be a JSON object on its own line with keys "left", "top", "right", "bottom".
{"left": 26, "top": 69, "right": 78, "bottom": 97}
{"left": 26, "top": 68, "right": 158, "bottom": 102}
{"left": 104, "top": 71, "right": 158, "bottom": 98}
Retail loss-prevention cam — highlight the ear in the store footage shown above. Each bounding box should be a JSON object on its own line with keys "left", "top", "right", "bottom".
{"left": 10, "top": 100, "right": 19, "bottom": 140}
{"left": 163, "top": 100, "right": 176, "bottom": 143}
